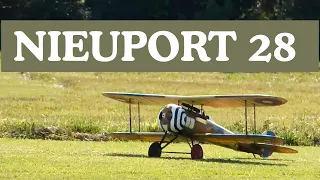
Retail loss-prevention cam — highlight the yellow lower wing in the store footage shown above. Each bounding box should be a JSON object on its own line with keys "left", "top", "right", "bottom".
{"left": 110, "top": 132, "right": 178, "bottom": 142}
{"left": 109, "top": 132, "right": 297, "bottom": 154}
{"left": 109, "top": 132, "right": 284, "bottom": 145}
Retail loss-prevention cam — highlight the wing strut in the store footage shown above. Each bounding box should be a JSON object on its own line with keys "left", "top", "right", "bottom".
{"left": 254, "top": 104, "right": 256, "bottom": 134}
{"left": 129, "top": 99, "right": 132, "bottom": 133}
{"left": 138, "top": 102, "right": 141, "bottom": 132}
{"left": 127, "top": 100, "right": 142, "bottom": 133}
{"left": 245, "top": 100, "right": 248, "bottom": 135}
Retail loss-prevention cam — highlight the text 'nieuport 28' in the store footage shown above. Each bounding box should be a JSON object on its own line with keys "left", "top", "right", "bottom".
{"left": 102, "top": 92, "right": 297, "bottom": 160}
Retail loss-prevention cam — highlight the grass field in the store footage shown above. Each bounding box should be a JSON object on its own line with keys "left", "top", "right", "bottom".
{"left": 1, "top": 63, "right": 320, "bottom": 144}
{"left": 1, "top": 53, "right": 320, "bottom": 179}
{"left": 0, "top": 138, "right": 319, "bottom": 179}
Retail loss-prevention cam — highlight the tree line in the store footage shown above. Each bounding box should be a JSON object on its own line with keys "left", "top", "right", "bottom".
{"left": 0, "top": 0, "right": 319, "bottom": 52}
{"left": 1, "top": 0, "right": 319, "bottom": 20}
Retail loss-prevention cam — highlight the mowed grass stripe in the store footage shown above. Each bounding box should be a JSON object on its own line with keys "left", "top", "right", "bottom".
{"left": 0, "top": 139, "right": 319, "bottom": 179}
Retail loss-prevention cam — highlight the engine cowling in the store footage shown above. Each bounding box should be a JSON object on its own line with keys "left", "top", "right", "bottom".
{"left": 158, "top": 104, "right": 196, "bottom": 133}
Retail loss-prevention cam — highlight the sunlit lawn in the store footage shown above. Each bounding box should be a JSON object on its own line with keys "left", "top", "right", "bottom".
{"left": 0, "top": 138, "right": 319, "bottom": 179}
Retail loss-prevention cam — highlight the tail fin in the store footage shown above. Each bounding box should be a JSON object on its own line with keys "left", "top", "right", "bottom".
{"left": 260, "top": 130, "right": 276, "bottom": 158}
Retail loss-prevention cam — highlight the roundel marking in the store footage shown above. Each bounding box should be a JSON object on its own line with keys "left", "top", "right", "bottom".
{"left": 252, "top": 98, "right": 283, "bottom": 106}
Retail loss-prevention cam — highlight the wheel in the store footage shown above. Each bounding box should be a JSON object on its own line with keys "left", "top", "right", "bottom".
{"left": 148, "top": 142, "right": 162, "bottom": 158}
{"left": 191, "top": 144, "right": 203, "bottom": 160}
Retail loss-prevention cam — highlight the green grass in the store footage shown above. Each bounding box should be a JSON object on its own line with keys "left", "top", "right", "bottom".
{"left": 0, "top": 138, "right": 319, "bottom": 179}
{"left": 0, "top": 52, "right": 320, "bottom": 145}
{"left": 0, "top": 54, "right": 320, "bottom": 178}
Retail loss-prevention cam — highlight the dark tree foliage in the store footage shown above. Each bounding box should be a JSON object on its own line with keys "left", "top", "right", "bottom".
{"left": 84, "top": 0, "right": 209, "bottom": 20}
{"left": 0, "top": 0, "right": 28, "bottom": 20}
{"left": 23, "top": 0, "right": 86, "bottom": 20}
{"left": 0, "top": 0, "right": 260, "bottom": 21}
{"left": 286, "top": 0, "right": 320, "bottom": 20}
{"left": 1, "top": 0, "right": 318, "bottom": 24}
{"left": 85, "top": 0, "right": 166, "bottom": 20}
{"left": 0, "top": 0, "right": 86, "bottom": 20}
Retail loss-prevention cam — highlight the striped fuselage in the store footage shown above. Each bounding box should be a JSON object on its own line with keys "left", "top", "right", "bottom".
{"left": 158, "top": 104, "right": 234, "bottom": 136}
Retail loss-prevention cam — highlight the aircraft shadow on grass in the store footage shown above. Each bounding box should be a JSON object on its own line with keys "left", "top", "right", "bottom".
{"left": 103, "top": 153, "right": 287, "bottom": 166}
{"left": 234, "top": 157, "right": 295, "bottom": 162}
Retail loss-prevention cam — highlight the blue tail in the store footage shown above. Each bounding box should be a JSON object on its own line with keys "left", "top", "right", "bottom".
{"left": 260, "top": 130, "right": 276, "bottom": 158}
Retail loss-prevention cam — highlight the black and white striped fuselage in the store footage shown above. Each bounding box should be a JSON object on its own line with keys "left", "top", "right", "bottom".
{"left": 158, "top": 104, "right": 196, "bottom": 133}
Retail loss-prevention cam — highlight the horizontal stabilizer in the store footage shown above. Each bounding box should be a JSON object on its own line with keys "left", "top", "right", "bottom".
{"left": 193, "top": 133, "right": 284, "bottom": 145}
{"left": 254, "top": 143, "right": 298, "bottom": 154}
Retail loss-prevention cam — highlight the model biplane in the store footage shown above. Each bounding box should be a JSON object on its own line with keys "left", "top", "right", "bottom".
{"left": 102, "top": 92, "right": 298, "bottom": 160}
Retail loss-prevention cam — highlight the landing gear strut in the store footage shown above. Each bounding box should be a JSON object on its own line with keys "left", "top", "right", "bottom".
{"left": 147, "top": 131, "right": 204, "bottom": 160}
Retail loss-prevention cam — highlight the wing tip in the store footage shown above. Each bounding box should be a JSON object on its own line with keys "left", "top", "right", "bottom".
{"left": 290, "top": 148, "right": 299, "bottom": 153}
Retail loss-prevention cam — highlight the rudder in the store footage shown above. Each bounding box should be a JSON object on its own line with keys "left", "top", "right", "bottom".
{"left": 260, "top": 130, "right": 276, "bottom": 158}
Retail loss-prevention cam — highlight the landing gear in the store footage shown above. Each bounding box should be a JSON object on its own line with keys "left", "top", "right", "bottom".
{"left": 148, "top": 142, "right": 162, "bottom": 158}
{"left": 191, "top": 144, "right": 203, "bottom": 160}
{"left": 147, "top": 131, "right": 204, "bottom": 160}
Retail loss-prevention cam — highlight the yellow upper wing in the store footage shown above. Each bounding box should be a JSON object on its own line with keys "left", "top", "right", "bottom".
{"left": 102, "top": 92, "right": 287, "bottom": 108}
